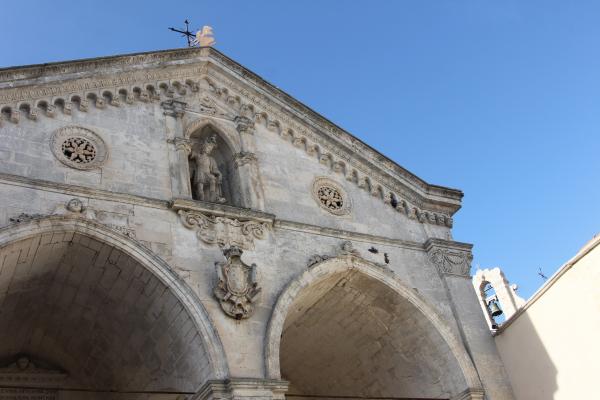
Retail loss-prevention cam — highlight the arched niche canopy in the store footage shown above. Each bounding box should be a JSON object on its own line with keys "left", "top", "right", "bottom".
{"left": 0, "top": 215, "right": 228, "bottom": 392}
{"left": 265, "top": 256, "right": 484, "bottom": 399}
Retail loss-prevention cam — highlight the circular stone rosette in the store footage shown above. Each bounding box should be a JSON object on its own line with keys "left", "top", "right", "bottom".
{"left": 50, "top": 126, "right": 108, "bottom": 170}
{"left": 312, "top": 177, "right": 352, "bottom": 216}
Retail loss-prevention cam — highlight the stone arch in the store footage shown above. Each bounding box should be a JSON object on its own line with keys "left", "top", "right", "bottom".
{"left": 265, "top": 256, "right": 483, "bottom": 398}
{"left": 184, "top": 117, "right": 242, "bottom": 153}
{"left": 0, "top": 215, "right": 229, "bottom": 392}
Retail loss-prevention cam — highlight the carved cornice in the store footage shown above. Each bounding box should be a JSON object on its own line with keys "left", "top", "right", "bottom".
{"left": 0, "top": 47, "right": 461, "bottom": 223}
{"left": 426, "top": 238, "right": 473, "bottom": 277}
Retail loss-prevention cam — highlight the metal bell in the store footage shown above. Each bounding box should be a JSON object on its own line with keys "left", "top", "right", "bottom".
{"left": 489, "top": 300, "right": 503, "bottom": 317}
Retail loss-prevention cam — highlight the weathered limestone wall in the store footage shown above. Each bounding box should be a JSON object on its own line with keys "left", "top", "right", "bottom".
{"left": 0, "top": 48, "right": 514, "bottom": 399}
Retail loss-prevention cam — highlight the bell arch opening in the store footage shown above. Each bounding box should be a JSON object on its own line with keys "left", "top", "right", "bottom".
{"left": 0, "top": 217, "right": 228, "bottom": 397}
{"left": 188, "top": 124, "right": 241, "bottom": 207}
{"left": 266, "top": 258, "right": 482, "bottom": 400}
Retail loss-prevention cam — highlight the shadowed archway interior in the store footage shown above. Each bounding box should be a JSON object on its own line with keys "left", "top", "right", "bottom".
{"left": 280, "top": 269, "right": 466, "bottom": 400}
{"left": 0, "top": 230, "right": 213, "bottom": 394}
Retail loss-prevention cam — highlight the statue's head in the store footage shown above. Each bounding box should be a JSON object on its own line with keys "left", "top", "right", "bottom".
{"left": 199, "top": 135, "right": 218, "bottom": 154}
{"left": 66, "top": 198, "right": 84, "bottom": 213}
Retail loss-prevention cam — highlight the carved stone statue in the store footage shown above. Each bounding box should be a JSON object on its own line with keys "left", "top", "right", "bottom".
{"left": 190, "top": 135, "right": 226, "bottom": 203}
{"left": 214, "top": 246, "right": 261, "bottom": 319}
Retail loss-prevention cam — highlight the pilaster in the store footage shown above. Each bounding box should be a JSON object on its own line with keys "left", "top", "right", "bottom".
{"left": 426, "top": 239, "right": 515, "bottom": 400}
{"left": 163, "top": 100, "right": 193, "bottom": 199}
{"left": 234, "top": 116, "right": 265, "bottom": 210}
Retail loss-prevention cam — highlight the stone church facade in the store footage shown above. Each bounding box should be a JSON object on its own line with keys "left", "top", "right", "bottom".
{"left": 0, "top": 48, "right": 514, "bottom": 399}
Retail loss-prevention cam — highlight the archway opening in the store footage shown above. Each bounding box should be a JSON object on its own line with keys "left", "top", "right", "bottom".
{"left": 188, "top": 124, "right": 240, "bottom": 207}
{"left": 0, "top": 229, "right": 216, "bottom": 396}
{"left": 279, "top": 269, "right": 467, "bottom": 400}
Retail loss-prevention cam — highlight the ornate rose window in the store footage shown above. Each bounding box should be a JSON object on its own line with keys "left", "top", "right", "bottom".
{"left": 312, "top": 177, "right": 351, "bottom": 216}
{"left": 50, "top": 126, "right": 108, "bottom": 170}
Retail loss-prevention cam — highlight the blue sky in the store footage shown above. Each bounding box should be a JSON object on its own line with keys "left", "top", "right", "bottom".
{"left": 3, "top": 1, "right": 599, "bottom": 299}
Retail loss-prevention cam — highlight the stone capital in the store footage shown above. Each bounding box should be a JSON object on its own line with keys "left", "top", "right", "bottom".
{"left": 233, "top": 151, "right": 258, "bottom": 168}
{"left": 426, "top": 239, "right": 473, "bottom": 277}
{"left": 193, "top": 378, "right": 289, "bottom": 400}
{"left": 161, "top": 99, "right": 187, "bottom": 117}
{"left": 168, "top": 137, "right": 192, "bottom": 153}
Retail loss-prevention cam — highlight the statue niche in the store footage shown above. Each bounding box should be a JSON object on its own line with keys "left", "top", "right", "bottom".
{"left": 189, "top": 128, "right": 237, "bottom": 205}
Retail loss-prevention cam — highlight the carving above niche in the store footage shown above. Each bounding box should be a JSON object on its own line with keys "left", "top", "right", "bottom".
{"left": 50, "top": 126, "right": 108, "bottom": 170}
{"left": 173, "top": 199, "right": 274, "bottom": 250}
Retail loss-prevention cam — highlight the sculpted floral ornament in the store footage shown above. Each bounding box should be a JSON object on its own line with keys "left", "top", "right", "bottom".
{"left": 50, "top": 126, "right": 108, "bottom": 170}
{"left": 214, "top": 246, "right": 261, "bottom": 319}
{"left": 179, "top": 210, "right": 269, "bottom": 250}
{"left": 312, "top": 177, "right": 351, "bottom": 216}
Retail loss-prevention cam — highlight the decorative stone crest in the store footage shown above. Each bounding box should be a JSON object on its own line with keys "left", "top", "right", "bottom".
{"left": 426, "top": 239, "right": 473, "bottom": 277}
{"left": 214, "top": 246, "right": 261, "bottom": 319}
{"left": 312, "top": 177, "right": 351, "bottom": 216}
{"left": 179, "top": 210, "right": 268, "bottom": 250}
{"left": 50, "top": 126, "right": 108, "bottom": 170}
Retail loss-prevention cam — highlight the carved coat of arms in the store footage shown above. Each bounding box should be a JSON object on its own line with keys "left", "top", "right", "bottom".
{"left": 214, "top": 246, "right": 261, "bottom": 319}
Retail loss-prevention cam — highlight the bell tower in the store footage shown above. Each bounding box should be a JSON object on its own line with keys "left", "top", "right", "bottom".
{"left": 473, "top": 268, "right": 526, "bottom": 330}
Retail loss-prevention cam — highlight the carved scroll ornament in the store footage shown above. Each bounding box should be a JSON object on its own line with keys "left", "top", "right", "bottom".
{"left": 428, "top": 247, "right": 472, "bottom": 276}
{"left": 214, "top": 246, "right": 261, "bottom": 319}
{"left": 179, "top": 210, "right": 268, "bottom": 250}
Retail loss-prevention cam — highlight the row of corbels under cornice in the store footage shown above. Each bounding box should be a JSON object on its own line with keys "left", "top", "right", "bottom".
{"left": 201, "top": 76, "right": 455, "bottom": 228}
{"left": 0, "top": 75, "right": 453, "bottom": 228}
{"left": 0, "top": 79, "right": 202, "bottom": 126}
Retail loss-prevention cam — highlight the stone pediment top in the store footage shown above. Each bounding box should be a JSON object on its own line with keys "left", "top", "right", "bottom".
{"left": 0, "top": 47, "right": 462, "bottom": 217}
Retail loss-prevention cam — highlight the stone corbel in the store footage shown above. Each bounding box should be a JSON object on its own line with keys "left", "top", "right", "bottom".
{"left": 235, "top": 115, "right": 255, "bottom": 135}
{"left": 161, "top": 99, "right": 187, "bottom": 118}
{"left": 426, "top": 238, "right": 473, "bottom": 277}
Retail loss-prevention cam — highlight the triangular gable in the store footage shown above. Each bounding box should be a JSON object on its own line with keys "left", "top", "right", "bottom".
{"left": 0, "top": 47, "right": 461, "bottom": 226}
